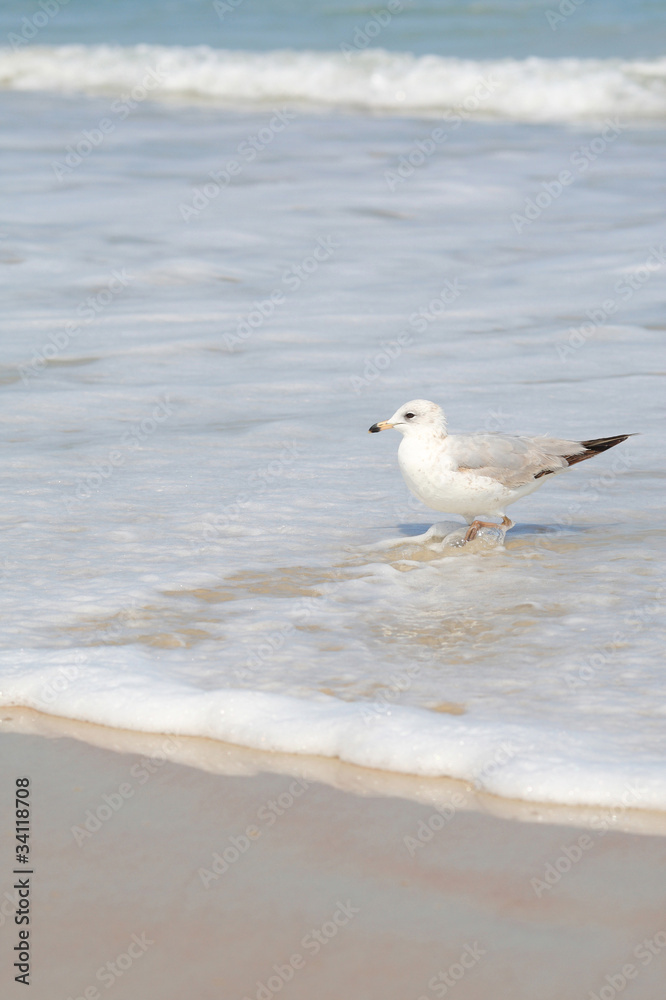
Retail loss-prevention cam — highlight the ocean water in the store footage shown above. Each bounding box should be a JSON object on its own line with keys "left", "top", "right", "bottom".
{"left": 0, "top": 1, "right": 665, "bottom": 812}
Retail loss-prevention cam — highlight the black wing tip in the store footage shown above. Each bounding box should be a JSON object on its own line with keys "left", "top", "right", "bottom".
{"left": 535, "top": 433, "right": 636, "bottom": 479}
{"left": 563, "top": 432, "right": 636, "bottom": 469}
{"left": 579, "top": 433, "right": 634, "bottom": 452}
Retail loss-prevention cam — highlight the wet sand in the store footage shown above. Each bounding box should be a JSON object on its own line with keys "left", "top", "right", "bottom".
{"left": 1, "top": 708, "right": 665, "bottom": 1000}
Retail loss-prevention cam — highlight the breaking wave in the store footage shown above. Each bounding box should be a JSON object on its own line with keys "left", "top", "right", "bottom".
{"left": 2, "top": 44, "right": 666, "bottom": 120}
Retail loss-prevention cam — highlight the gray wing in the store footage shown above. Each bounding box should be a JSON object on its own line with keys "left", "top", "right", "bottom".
{"left": 447, "top": 433, "right": 586, "bottom": 488}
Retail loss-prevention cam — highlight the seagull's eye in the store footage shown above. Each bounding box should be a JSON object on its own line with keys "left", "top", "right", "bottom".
{"left": 404, "top": 412, "right": 415, "bottom": 419}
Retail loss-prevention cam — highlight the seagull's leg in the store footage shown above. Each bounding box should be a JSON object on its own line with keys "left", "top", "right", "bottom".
{"left": 464, "top": 516, "right": 514, "bottom": 543}
{"left": 464, "top": 520, "right": 497, "bottom": 542}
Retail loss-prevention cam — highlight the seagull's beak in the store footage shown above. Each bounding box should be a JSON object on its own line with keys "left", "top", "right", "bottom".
{"left": 368, "top": 420, "right": 394, "bottom": 433}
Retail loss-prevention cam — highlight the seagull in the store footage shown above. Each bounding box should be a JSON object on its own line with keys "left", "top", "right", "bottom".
{"left": 369, "top": 399, "right": 632, "bottom": 542}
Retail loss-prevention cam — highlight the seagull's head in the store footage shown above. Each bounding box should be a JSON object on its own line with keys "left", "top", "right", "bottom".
{"left": 369, "top": 399, "right": 447, "bottom": 437}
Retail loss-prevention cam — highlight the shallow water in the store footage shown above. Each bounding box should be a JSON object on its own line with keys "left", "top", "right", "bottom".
{"left": 0, "top": 3, "right": 665, "bottom": 810}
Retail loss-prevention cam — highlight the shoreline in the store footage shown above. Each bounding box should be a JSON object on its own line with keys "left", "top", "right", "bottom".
{"left": 2, "top": 705, "right": 665, "bottom": 836}
{"left": 1, "top": 715, "right": 665, "bottom": 999}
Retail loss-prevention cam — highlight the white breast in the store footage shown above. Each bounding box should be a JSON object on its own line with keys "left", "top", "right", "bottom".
{"left": 397, "top": 435, "right": 531, "bottom": 518}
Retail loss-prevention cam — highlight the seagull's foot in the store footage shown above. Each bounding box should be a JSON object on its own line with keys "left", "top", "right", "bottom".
{"left": 464, "top": 516, "right": 514, "bottom": 544}
{"left": 464, "top": 520, "right": 496, "bottom": 543}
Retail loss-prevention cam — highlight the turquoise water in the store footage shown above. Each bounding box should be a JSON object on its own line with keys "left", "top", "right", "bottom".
{"left": 2, "top": 0, "right": 665, "bottom": 58}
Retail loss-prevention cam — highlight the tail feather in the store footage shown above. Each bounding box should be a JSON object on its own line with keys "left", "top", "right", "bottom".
{"left": 564, "top": 433, "right": 634, "bottom": 467}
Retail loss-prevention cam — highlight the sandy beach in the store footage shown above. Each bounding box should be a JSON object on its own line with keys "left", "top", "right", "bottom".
{"left": 1, "top": 709, "right": 665, "bottom": 1000}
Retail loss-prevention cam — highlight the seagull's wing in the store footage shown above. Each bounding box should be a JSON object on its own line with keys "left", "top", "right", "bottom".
{"left": 447, "top": 433, "right": 589, "bottom": 488}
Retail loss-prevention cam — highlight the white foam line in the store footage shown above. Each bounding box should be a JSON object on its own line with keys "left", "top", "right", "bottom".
{"left": 2, "top": 45, "right": 666, "bottom": 120}
{"left": 1, "top": 654, "right": 664, "bottom": 812}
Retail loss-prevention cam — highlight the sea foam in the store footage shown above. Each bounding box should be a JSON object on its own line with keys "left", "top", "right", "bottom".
{"left": 1, "top": 648, "right": 665, "bottom": 813}
{"left": 2, "top": 45, "right": 666, "bottom": 120}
